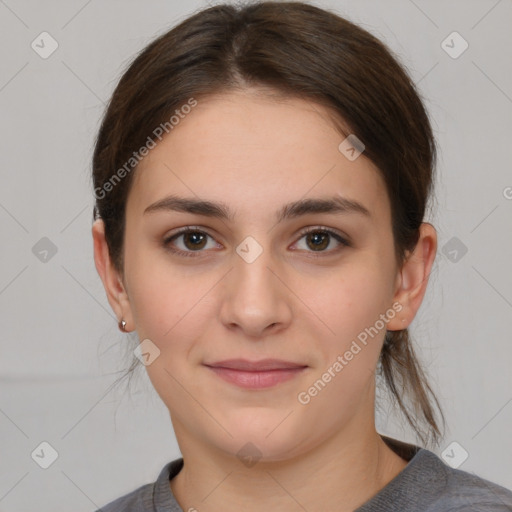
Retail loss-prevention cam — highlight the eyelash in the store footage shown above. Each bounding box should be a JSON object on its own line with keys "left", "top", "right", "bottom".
{"left": 162, "top": 226, "right": 351, "bottom": 259}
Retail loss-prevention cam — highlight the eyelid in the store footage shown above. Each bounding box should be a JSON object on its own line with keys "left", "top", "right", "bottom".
{"left": 295, "top": 225, "right": 351, "bottom": 245}
{"left": 291, "top": 225, "right": 351, "bottom": 257}
{"left": 162, "top": 226, "right": 220, "bottom": 258}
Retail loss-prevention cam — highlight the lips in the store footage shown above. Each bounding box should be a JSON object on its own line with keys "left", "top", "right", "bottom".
{"left": 205, "top": 359, "right": 307, "bottom": 371}
{"left": 204, "top": 359, "right": 308, "bottom": 389}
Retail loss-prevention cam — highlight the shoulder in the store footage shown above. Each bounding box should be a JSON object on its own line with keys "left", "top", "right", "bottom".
{"left": 427, "top": 457, "right": 512, "bottom": 512}
{"left": 95, "top": 481, "right": 152, "bottom": 512}
{"left": 95, "top": 459, "right": 184, "bottom": 512}
{"left": 359, "top": 438, "right": 512, "bottom": 512}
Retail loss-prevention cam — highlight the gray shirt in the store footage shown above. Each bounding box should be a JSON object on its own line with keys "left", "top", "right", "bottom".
{"left": 96, "top": 437, "right": 512, "bottom": 511}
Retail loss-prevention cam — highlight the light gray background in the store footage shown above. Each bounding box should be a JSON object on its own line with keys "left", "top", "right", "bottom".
{"left": 0, "top": 0, "right": 511, "bottom": 510}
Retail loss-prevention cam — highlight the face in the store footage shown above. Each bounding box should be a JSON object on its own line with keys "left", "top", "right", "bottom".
{"left": 96, "top": 89, "right": 419, "bottom": 462}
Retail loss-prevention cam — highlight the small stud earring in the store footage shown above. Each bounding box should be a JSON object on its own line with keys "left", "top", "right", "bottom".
{"left": 118, "top": 319, "right": 127, "bottom": 332}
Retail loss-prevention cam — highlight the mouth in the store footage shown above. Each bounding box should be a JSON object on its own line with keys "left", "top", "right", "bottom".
{"left": 203, "top": 359, "right": 308, "bottom": 389}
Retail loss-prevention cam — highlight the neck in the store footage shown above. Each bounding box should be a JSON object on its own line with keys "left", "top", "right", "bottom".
{"left": 169, "top": 419, "right": 408, "bottom": 512}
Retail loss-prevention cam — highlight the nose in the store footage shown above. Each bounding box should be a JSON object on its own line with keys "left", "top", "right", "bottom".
{"left": 218, "top": 244, "right": 293, "bottom": 338}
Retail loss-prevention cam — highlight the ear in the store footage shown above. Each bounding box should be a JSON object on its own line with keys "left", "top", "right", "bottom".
{"left": 92, "top": 218, "right": 134, "bottom": 332}
{"left": 387, "top": 222, "right": 437, "bottom": 331}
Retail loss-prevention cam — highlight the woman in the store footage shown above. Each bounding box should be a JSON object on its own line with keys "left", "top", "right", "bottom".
{"left": 91, "top": 2, "right": 512, "bottom": 510}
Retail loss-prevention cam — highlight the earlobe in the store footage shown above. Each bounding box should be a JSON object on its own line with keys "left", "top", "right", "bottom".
{"left": 92, "top": 219, "right": 134, "bottom": 330}
{"left": 387, "top": 222, "right": 437, "bottom": 331}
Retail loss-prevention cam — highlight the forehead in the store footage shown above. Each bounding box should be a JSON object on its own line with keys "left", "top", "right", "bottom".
{"left": 128, "top": 90, "right": 390, "bottom": 226}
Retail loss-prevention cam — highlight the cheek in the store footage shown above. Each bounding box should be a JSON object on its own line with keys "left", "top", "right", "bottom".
{"left": 124, "top": 242, "right": 205, "bottom": 338}
{"left": 127, "top": 267, "right": 212, "bottom": 405}
{"left": 302, "top": 262, "right": 391, "bottom": 348}
{"left": 129, "top": 280, "right": 209, "bottom": 347}
{"left": 296, "top": 268, "right": 389, "bottom": 414}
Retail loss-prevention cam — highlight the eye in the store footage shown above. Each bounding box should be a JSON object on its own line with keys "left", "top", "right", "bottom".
{"left": 162, "top": 225, "right": 350, "bottom": 259}
{"left": 163, "top": 227, "right": 220, "bottom": 258}
{"left": 292, "top": 226, "right": 350, "bottom": 255}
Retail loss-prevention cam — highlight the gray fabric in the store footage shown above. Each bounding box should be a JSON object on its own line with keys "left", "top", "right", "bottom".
{"left": 96, "top": 439, "right": 512, "bottom": 511}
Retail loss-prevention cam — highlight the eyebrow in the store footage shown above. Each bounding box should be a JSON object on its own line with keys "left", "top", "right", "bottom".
{"left": 143, "top": 194, "right": 371, "bottom": 222}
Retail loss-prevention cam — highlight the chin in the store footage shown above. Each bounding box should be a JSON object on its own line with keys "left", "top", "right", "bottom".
{"left": 214, "top": 416, "right": 308, "bottom": 462}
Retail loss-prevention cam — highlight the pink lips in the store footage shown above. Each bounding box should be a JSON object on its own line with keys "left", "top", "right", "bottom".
{"left": 204, "top": 359, "right": 307, "bottom": 389}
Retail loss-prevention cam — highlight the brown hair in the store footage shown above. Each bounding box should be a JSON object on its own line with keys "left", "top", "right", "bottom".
{"left": 92, "top": 1, "right": 445, "bottom": 448}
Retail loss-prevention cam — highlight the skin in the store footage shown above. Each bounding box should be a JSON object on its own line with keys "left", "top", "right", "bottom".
{"left": 92, "top": 88, "right": 437, "bottom": 511}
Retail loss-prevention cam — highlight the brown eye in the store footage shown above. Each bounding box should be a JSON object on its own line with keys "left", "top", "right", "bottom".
{"left": 182, "top": 231, "right": 207, "bottom": 250}
{"left": 294, "top": 227, "right": 350, "bottom": 255}
{"left": 163, "top": 227, "right": 219, "bottom": 258}
{"left": 305, "top": 231, "right": 330, "bottom": 251}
